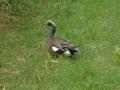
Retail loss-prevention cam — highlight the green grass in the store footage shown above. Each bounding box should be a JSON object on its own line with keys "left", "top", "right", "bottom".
{"left": 0, "top": 0, "right": 120, "bottom": 90}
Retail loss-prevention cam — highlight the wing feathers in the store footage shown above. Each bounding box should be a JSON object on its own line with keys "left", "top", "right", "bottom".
{"left": 52, "top": 47, "right": 59, "bottom": 52}
{"left": 52, "top": 38, "right": 79, "bottom": 56}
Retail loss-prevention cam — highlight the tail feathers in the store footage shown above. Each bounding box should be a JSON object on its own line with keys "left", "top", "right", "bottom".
{"left": 64, "top": 47, "right": 79, "bottom": 56}
{"left": 52, "top": 46, "right": 79, "bottom": 56}
{"left": 69, "top": 48, "right": 78, "bottom": 55}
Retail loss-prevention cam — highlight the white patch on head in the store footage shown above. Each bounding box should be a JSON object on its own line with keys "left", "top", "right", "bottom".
{"left": 46, "top": 20, "right": 56, "bottom": 27}
{"left": 64, "top": 50, "right": 71, "bottom": 56}
{"left": 52, "top": 47, "right": 59, "bottom": 52}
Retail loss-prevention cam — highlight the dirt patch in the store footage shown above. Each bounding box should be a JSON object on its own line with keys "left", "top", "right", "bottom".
{"left": 0, "top": 11, "right": 24, "bottom": 28}
{"left": 0, "top": 1, "right": 23, "bottom": 27}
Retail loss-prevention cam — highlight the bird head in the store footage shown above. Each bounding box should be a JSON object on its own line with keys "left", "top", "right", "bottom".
{"left": 44, "top": 20, "right": 56, "bottom": 30}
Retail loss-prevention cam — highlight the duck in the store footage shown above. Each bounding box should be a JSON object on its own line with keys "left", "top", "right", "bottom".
{"left": 44, "top": 20, "right": 79, "bottom": 56}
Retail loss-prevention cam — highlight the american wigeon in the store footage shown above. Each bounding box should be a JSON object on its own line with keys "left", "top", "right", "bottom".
{"left": 44, "top": 20, "right": 79, "bottom": 56}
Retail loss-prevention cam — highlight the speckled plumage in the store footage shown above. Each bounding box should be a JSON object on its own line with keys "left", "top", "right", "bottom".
{"left": 44, "top": 20, "right": 79, "bottom": 56}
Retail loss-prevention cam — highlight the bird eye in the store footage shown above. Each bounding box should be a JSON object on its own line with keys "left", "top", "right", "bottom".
{"left": 47, "top": 22, "right": 52, "bottom": 26}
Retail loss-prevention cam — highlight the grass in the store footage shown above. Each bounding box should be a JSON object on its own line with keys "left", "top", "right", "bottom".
{"left": 0, "top": 0, "right": 120, "bottom": 90}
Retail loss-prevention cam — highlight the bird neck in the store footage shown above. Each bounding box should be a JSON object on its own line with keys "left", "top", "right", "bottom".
{"left": 48, "top": 28, "right": 56, "bottom": 39}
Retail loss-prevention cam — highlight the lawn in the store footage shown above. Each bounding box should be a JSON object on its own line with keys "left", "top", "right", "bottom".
{"left": 0, "top": 0, "right": 120, "bottom": 90}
